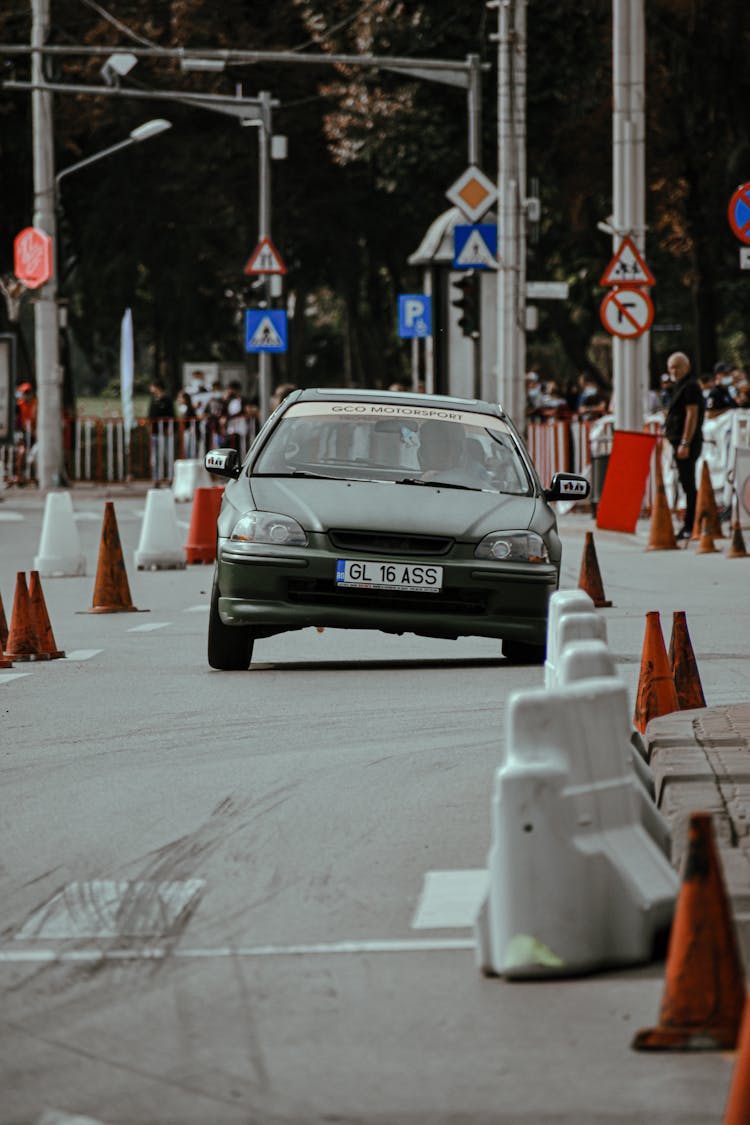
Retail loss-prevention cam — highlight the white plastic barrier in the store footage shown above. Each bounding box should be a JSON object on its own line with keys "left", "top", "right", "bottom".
{"left": 172, "top": 458, "right": 215, "bottom": 502}
{"left": 33, "top": 491, "right": 86, "bottom": 577}
{"left": 543, "top": 588, "right": 595, "bottom": 688}
{"left": 557, "top": 640, "right": 670, "bottom": 857}
{"left": 134, "top": 489, "right": 187, "bottom": 570}
{"left": 474, "top": 677, "right": 679, "bottom": 978}
{"left": 549, "top": 589, "right": 654, "bottom": 800}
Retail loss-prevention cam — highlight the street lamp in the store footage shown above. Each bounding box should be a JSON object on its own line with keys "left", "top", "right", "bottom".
{"left": 56, "top": 118, "right": 172, "bottom": 187}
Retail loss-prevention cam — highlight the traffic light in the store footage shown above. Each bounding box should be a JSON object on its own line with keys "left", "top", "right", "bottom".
{"left": 451, "top": 272, "right": 480, "bottom": 338}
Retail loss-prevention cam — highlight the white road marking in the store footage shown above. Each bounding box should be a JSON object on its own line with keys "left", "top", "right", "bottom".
{"left": 65, "top": 649, "right": 103, "bottom": 661}
{"left": 73, "top": 511, "right": 102, "bottom": 521}
{"left": 15, "top": 879, "right": 205, "bottom": 940}
{"left": 184, "top": 604, "right": 210, "bottom": 613}
{"left": 411, "top": 870, "right": 488, "bottom": 930}
{"left": 127, "top": 622, "right": 171, "bottom": 632}
{"left": 0, "top": 938, "right": 475, "bottom": 963}
{"left": 36, "top": 1111, "right": 109, "bottom": 1125}
{"left": 0, "top": 510, "right": 24, "bottom": 521}
{"left": 0, "top": 672, "right": 32, "bottom": 684}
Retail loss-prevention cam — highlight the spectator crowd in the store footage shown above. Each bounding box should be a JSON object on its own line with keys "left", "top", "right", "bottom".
{"left": 525, "top": 360, "right": 750, "bottom": 424}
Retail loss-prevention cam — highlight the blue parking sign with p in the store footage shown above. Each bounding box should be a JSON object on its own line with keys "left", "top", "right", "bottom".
{"left": 398, "top": 294, "right": 432, "bottom": 338}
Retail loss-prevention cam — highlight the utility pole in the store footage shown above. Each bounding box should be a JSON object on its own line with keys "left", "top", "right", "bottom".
{"left": 495, "top": 0, "right": 527, "bottom": 427}
{"left": 612, "top": 0, "right": 647, "bottom": 430}
{"left": 257, "top": 89, "right": 272, "bottom": 423}
{"left": 31, "top": 0, "right": 65, "bottom": 488}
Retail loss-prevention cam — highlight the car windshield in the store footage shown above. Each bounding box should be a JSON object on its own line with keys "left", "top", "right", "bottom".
{"left": 252, "top": 401, "right": 532, "bottom": 494}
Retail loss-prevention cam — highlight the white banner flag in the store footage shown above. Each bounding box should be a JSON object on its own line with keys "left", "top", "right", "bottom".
{"left": 120, "top": 307, "right": 134, "bottom": 447}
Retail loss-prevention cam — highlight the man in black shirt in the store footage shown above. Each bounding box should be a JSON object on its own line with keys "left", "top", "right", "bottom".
{"left": 663, "top": 352, "right": 704, "bottom": 540}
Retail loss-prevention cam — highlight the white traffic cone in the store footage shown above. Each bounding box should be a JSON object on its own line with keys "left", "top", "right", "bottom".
{"left": 33, "top": 491, "right": 86, "bottom": 577}
{"left": 172, "top": 458, "right": 215, "bottom": 502}
{"left": 134, "top": 488, "right": 187, "bottom": 570}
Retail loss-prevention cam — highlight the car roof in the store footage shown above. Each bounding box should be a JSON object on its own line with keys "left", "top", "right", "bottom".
{"left": 294, "top": 387, "right": 506, "bottom": 418}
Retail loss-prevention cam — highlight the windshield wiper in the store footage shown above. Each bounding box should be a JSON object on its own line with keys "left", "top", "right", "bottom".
{"left": 251, "top": 469, "right": 340, "bottom": 480}
{"left": 395, "top": 477, "right": 479, "bottom": 491}
{"left": 253, "top": 470, "right": 383, "bottom": 483}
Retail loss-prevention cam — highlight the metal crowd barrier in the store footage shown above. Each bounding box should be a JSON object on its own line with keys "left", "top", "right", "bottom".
{"left": 1, "top": 412, "right": 748, "bottom": 496}
{"left": 0, "top": 417, "right": 256, "bottom": 486}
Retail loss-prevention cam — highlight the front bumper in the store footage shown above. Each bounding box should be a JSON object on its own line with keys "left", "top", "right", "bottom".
{"left": 216, "top": 538, "right": 558, "bottom": 643}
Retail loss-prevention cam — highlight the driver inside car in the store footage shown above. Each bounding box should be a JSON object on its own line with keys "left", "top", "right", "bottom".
{"left": 416, "top": 419, "right": 492, "bottom": 488}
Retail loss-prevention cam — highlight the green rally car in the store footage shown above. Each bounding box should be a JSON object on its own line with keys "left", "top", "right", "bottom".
{"left": 203, "top": 387, "right": 589, "bottom": 669}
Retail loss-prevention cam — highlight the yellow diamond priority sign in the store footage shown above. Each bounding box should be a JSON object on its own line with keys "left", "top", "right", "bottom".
{"left": 446, "top": 166, "right": 497, "bottom": 223}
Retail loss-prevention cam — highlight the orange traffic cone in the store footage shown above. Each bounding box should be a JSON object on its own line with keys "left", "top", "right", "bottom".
{"left": 722, "top": 1001, "right": 750, "bottom": 1123}
{"left": 28, "top": 571, "right": 65, "bottom": 659}
{"left": 633, "top": 610, "right": 679, "bottom": 733}
{"left": 0, "top": 587, "right": 8, "bottom": 652}
{"left": 632, "top": 812, "right": 745, "bottom": 1050}
{"left": 691, "top": 462, "right": 724, "bottom": 540}
{"left": 646, "top": 443, "right": 678, "bottom": 551}
{"left": 185, "top": 486, "right": 223, "bottom": 564}
{"left": 696, "top": 516, "right": 719, "bottom": 555}
{"left": 577, "top": 531, "right": 612, "bottom": 607}
{"left": 727, "top": 495, "right": 749, "bottom": 559}
{"left": 668, "top": 610, "right": 705, "bottom": 710}
{"left": 87, "top": 502, "right": 140, "bottom": 613}
{"left": 0, "top": 588, "right": 12, "bottom": 668}
{"left": 4, "top": 572, "right": 42, "bottom": 661}
{"left": 728, "top": 521, "right": 749, "bottom": 559}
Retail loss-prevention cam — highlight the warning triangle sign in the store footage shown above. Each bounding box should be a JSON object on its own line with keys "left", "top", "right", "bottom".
{"left": 249, "top": 315, "right": 284, "bottom": 349}
{"left": 455, "top": 229, "right": 497, "bottom": 269}
{"left": 600, "top": 236, "right": 655, "bottom": 287}
{"left": 244, "top": 236, "right": 286, "bottom": 275}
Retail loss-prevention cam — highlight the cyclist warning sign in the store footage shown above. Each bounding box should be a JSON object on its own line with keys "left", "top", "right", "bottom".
{"left": 600, "top": 236, "right": 655, "bottom": 287}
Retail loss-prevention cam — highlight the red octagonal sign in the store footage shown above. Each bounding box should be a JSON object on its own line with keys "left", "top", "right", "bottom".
{"left": 14, "top": 226, "right": 53, "bottom": 289}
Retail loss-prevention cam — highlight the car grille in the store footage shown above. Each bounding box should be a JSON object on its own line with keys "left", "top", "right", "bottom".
{"left": 286, "top": 578, "right": 488, "bottom": 616}
{"left": 328, "top": 529, "right": 454, "bottom": 556}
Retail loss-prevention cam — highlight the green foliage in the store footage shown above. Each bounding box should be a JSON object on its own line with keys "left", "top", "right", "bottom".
{"left": 2, "top": 0, "right": 750, "bottom": 396}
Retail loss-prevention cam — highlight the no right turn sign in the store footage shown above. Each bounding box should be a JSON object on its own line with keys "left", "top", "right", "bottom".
{"left": 600, "top": 286, "right": 654, "bottom": 339}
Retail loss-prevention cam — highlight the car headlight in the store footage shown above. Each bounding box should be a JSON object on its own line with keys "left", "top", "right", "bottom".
{"left": 474, "top": 531, "right": 549, "bottom": 562}
{"left": 229, "top": 511, "right": 307, "bottom": 547}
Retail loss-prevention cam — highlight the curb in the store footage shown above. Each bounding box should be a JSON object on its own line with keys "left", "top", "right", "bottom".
{"left": 645, "top": 703, "right": 750, "bottom": 969}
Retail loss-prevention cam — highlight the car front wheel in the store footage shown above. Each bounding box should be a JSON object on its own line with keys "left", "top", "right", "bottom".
{"left": 502, "top": 638, "right": 545, "bottom": 665}
{"left": 208, "top": 571, "right": 255, "bottom": 670}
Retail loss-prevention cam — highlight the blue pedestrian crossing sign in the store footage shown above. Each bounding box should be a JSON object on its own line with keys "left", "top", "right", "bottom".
{"left": 453, "top": 224, "right": 497, "bottom": 270}
{"left": 245, "top": 308, "right": 288, "bottom": 353}
{"left": 398, "top": 294, "right": 432, "bottom": 338}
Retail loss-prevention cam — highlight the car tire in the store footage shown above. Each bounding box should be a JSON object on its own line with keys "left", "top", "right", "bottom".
{"left": 502, "top": 638, "right": 545, "bottom": 665}
{"left": 208, "top": 571, "right": 255, "bottom": 670}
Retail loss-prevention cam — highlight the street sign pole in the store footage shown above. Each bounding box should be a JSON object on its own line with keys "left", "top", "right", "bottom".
{"left": 495, "top": 0, "right": 527, "bottom": 429}
{"left": 32, "top": 0, "right": 65, "bottom": 488}
{"left": 612, "top": 0, "right": 648, "bottom": 430}
{"left": 256, "top": 90, "right": 273, "bottom": 425}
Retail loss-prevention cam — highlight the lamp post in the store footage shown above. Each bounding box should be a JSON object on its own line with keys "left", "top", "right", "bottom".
{"left": 56, "top": 118, "right": 171, "bottom": 189}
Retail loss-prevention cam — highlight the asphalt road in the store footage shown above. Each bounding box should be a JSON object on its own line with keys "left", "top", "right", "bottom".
{"left": 1, "top": 487, "right": 748, "bottom": 1124}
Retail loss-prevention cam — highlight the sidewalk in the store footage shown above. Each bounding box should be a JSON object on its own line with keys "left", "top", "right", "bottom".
{"left": 646, "top": 703, "right": 750, "bottom": 966}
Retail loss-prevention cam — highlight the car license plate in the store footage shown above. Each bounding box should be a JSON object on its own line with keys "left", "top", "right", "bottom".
{"left": 336, "top": 559, "right": 443, "bottom": 593}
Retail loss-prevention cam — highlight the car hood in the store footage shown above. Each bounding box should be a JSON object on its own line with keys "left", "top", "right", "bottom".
{"left": 246, "top": 477, "right": 538, "bottom": 539}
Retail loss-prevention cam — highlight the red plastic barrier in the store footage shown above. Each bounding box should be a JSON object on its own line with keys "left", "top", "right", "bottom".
{"left": 596, "top": 429, "right": 657, "bottom": 533}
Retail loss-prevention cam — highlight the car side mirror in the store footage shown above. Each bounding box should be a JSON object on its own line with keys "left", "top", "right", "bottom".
{"left": 545, "top": 472, "right": 590, "bottom": 502}
{"left": 205, "top": 448, "right": 241, "bottom": 480}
